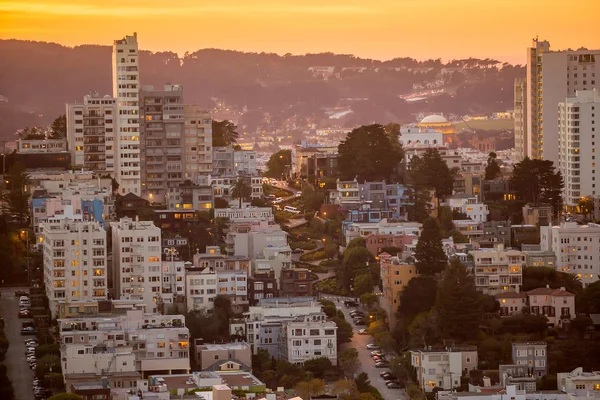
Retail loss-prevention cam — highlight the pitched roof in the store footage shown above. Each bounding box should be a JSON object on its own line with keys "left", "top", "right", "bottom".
{"left": 526, "top": 287, "right": 575, "bottom": 297}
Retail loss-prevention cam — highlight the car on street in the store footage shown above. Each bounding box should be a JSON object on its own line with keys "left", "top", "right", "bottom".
{"left": 358, "top": 328, "right": 368, "bottom": 335}
{"left": 19, "top": 310, "right": 33, "bottom": 318}
{"left": 370, "top": 351, "right": 385, "bottom": 356}
{"left": 375, "top": 362, "right": 390, "bottom": 368}
{"left": 272, "top": 197, "right": 284, "bottom": 203}
{"left": 349, "top": 311, "right": 365, "bottom": 317}
{"left": 373, "top": 355, "right": 386, "bottom": 362}
{"left": 291, "top": 248, "right": 304, "bottom": 254}
{"left": 380, "top": 371, "right": 394, "bottom": 377}
{"left": 383, "top": 375, "right": 397, "bottom": 382}
{"left": 387, "top": 382, "right": 403, "bottom": 389}
{"left": 366, "top": 344, "right": 380, "bottom": 350}
{"left": 344, "top": 300, "right": 358, "bottom": 307}
{"left": 353, "top": 319, "right": 366, "bottom": 326}
{"left": 21, "top": 327, "right": 36, "bottom": 335}
{"left": 295, "top": 192, "right": 302, "bottom": 198}
{"left": 15, "top": 290, "right": 29, "bottom": 297}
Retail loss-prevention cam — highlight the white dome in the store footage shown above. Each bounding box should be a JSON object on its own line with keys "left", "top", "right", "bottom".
{"left": 420, "top": 115, "right": 448, "bottom": 124}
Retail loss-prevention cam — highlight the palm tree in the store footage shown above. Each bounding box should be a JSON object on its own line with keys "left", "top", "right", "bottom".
{"left": 231, "top": 177, "right": 252, "bottom": 208}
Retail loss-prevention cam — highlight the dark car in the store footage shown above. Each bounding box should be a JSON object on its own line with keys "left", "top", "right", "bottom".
{"left": 353, "top": 319, "right": 367, "bottom": 326}
{"left": 344, "top": 300, "right": 358, "bottom": 307}
{"left": 19, "top": 310, "right": 33, "bottom": 319}
{"left": 15, "top": 290, "right": 29, "bottom": 297}
{"left": 20, "top": 327, "right": 36, "bottom": 335}
{"left": 387, "top": 382, "right": 403, "bottom": 389}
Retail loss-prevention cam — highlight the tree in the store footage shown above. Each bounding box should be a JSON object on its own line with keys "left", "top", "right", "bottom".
{"left": 333, "top": 379, "right": 359, "bottom": 399}
{"left": 231, "top": 176, "right": 252, "bottom": 208}
{"left": 1, "top": 162, "right": 31, "bottom": 221}
{"left": 339, "top": 348, "right": 360, "bottom": 378}
{"left": 265, "top": 149, "right": 292, "bottom": 178}
{"left": 578, "top": 197, "right": 594, "bottom": 219}
{"left": 338, "top": 124, "right": 404, "bottom": 182}
{"left": 324, "top": 243, "right": 338, "bottom": 260}
{"left": 303, "top": 357, "right": 333, "bottom": 379}
{"left": 354, "top": 273, "right": 374, "bottom": 296}
{"left": 354, "top": 372, "right": 371, "bottom": 393}
{"left": 570, "top": 315, "right": 593, "bottom": 338}
{"left": 48, "top": 394, "right": 83, "bottom": 400}
{"left": 0, "top": 364, "right": 15, "bottom": 400}
{"left": 212, "top": 120, "right": 239, "bottom": 147}
{"left": 294, "top": 378, "right": 325, "bottom": 400}
{"left": 415, "top": 218, "right": 447, "bottom": 276}
{"left": 397, "top": 276, "right": 438, "bottom": 323}
{"left": 484, "top": 152, "right": 501, "bottom": 180}
{"left": 302, "top": 186, "right": 326, "bottom": 212}
{"left": 213, "top": 295, "right": 233, "bottom": 336}
{"left": 360, "top": 293, "right": 378, "bottom": 309}
{"left": 510, "top": 157, "right": 564, "bottom": 218}
{"left": 49, "top": 114, "right": 67, "bottom": 139}
{"left": 436, "top": 259, "right": 482, "bottom": 341}
{"left": 584, "top": 281, "right": 600, "bottom": 314}
{"left": 408, "top": 149, "right": 455, "bottom": 201}
{"left": 408, "top": 310, "right": 441, "bottom": 348}
{"left": 333, "top": 312, "right": 354, "bottom": 344}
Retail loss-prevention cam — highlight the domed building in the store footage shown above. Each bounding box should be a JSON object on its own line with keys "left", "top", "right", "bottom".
{"left": 417, "top": 114, "right": 456, "bottom": 144}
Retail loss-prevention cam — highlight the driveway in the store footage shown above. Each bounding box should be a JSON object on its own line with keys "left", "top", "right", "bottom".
{"left": 0, "top": 287, "right": 35, "bottom": 400}
{"left": 321, "top": 295, "right": 407, "bottom": 400}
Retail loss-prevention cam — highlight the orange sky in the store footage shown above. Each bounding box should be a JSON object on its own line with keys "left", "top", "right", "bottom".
{"left": 1, "top": 0, "right": 599, "bottom": 63}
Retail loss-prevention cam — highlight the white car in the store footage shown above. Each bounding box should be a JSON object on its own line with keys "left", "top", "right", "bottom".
{"left": 272, "top": 197, "right": 284, "bottom": 203}
{"left": 366, "top": 344, "right": 380, "bottom": 350}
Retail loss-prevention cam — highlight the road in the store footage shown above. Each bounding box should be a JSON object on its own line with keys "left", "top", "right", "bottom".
{"left": 321, "top": 294, "right": 407, "bottom": 400}
{"left": 0, "top": 287, "right": 35, "bottom": 400}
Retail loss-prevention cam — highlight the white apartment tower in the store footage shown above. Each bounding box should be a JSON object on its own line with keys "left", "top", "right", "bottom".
{"left": 515, "top": 38, "right": 599, "bottom": 163}
{"left": 112, "top": 33, "right": 141, "bottom": 195}
{"left": 183, "top": 106, "right": 213, "bottom": 184}
{"left": 41, "top": 219, "right": 107, "bottom": 317}
{"left": 111, "top": 217, "right": 162, "bottom": 313}
{"left": 514, "top": 78, "right": 527, "bottom": 160}
{"left": 66, "top": 92, "right": 117, "bottom": 171}
{"left": 558, "top": 89, "right": 600, "bottom": 206}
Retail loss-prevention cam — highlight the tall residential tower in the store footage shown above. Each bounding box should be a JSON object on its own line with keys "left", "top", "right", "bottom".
{"left": 112, "top": 33, "right": 141, "bottom": 195}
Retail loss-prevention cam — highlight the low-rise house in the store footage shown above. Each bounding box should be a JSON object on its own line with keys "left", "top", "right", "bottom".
{"left": 445, "top": 194, "right": 489, "bottom": 223}
{"left": 185, "top": 266, "right": 217, "bottom": 312}
{"left": 496, "top": 292, "right": 528, "bottom": 316}
{"left": 557, "top": 368, "right": 600, "bottom": 395}
{"left": 499, "top": 364, "right": 538, "bottom": 391}
{"left": 280, "top": 268, "right": 313, "bottom": 297}
{"left": 281, "top": 316, "right": 337, "bottom": 366}
{"left": 193, "top": 341, "right": 252, "bottom": 371}
{"left": 526, "top": 286, "right": 575, "bottom": 327}
{"left": 248, "top": 271, "right": 278, "bottom": 306}
{"left": 512, "top": 342, "right": 547, "bottom": 378}
{"left": 523, "top": 204, "right": 553, "bottom": 227}
{"left": 410, "top": 346, "right": 478, "bottom": 392}
{"left": 364, "top": 232, "right": 417, "bottom": 257}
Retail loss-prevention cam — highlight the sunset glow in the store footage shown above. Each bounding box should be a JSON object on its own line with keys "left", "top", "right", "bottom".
{"left": 1, "top": 0, "right": 599, "bottom": 62}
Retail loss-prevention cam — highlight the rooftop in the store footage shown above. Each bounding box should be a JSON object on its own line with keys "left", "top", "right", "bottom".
{"left": 198, "top": 342, "right": 250, "bottom": 351}
{"left": 527, "top": 287, "right": 575, "bottom": 297}
{"left": 218, "top": 372, "right": 264, "bottom": 388}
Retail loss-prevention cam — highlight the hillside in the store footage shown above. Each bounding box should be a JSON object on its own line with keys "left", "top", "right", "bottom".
{"left": 0, "top": 40, "right": 524, "bottom": 138}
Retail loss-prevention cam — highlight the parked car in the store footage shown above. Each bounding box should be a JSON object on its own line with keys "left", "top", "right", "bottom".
{"left": 380, "top": 371, "right": 394, "bottom": 377}
{"left": 349, "top": 312, "right": 365, "bottom": 318}
{"left": 291, "top": 248, "right": 304, "bottom": 254}
{"left": 358, "top": 329, "right": 368, "bottom": 335}
{"left": 353, "top": 319, "right": 366, "bottom": 326}
{"left": 272, "top": 197, "right": 284, "bottom": 203}
{"left": 20, "top": 327, "right": 36, "bottom": 335}
{"left": 373, "top": 355, "right": 386, "bottom": 362}
{"left": 19, "top": 310, "right": 33, "bottom": 318}
{"left": 382, "top": 375, "right": 397, "bottom": 381}
{"left": 370, "top": 351, "right": 385, "bottom": 356}
{"left": 295, "top": 192, "right": 302, "bottom": 198}
{"left": 15, "top": 290, "right": 29, "bottom": 297}
{"left": 385, "top": 378, "right": 400, "bottom": 384}
{"left": 375, "top": 362, "right": 390, "bottom": 368}
{"left": 344, "top": 300, "right": 358, "bottom": 307}
{"left": 366, "top": 344, "right": 380, "bottom": 350}
{"left": 387, "top": 382, "right": 403, "bottom": 389}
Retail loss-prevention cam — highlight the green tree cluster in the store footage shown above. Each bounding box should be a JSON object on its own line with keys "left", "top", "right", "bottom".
{"left": 415, "top": 218, "right": 447, "bottom": 276}
{"left": 408, "top": 149, "right": 456, "bottom": 201}
{"left": 265, "top": 150, "right": 292, "bottom": 178}
{"left": 231, "top": 176, "right": 252, "bottom": 208}
{"left": 510, "top": 157, "right": 564, "bottom": 218}
{"left": 484, "top": 152, "right": 501, "bottom": 180}
{"left": 212, "top": 120, "right": 239, "bottom": 147}
{"left": 338, "top": 124, "right": 404, "bottom": 182}
{"left": 1, "top": 162, "right": 31, "bottom": 221}
{"left": 186, "top": 295, "right": 233, "bottom": 344}
{"left": 49, "top": 114, "right": 67, "bottom": 139}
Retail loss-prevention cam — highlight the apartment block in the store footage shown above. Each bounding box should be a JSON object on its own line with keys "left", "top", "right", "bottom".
{"left": 183, "top": 106, "right": 213, "bottom": 183}
{"left": 224, "top": 221, "right": 288, "bottom": 257}
{"left": 364, "top": 232, "right": 417, "bottom": 258}
{"left": 540, "top": 222, "right": 600, "bottom": 286}
{"left": 522, "top": 204, "right": 553, "bottom": 227}
{"left": 160, "top": 257, "right": 186, "bottom": 308}
{"left": 185, "top": 266, "right": 218, "bottom": 312}
{"left": 56, "top": 299, "right": 146, "bottom": 319}
{"left": 41, "top": 219, "right": 108, "bottom": 318}
{"left": 445, "top": 194, "right": 489, "bottom": 223}
{"left": 217, "top": 269, "right": 248, "bottom": 312}
{"left": 247, "top": 271, "right": 278, "bottom": 306}
{"left": 280, "top": 268, "right": 313, "bottom": 297}
{"left": 499, "top": 364, "right": 538, "bottom": 391}
{"left": 234, "top": 151, "right": 257, "bottom": 175}
{"left": 194, "top": 341, "right": 252, "bottom": 371}
{"left": 66, "top": 92, "right": 117, "bottom": 172}
{"left": 511, "top": 342, "right": 548, "bottom": 377}
{"left": 281, "top": 317, "right": 337, "bottom": 366}
{"left": 558, "top": 89, "right": 600, "bottom": 206}
{"left": 213, "top": 147, "right": 235, "bottom": 176}
{"left": 515, "top": 38, "right": 600, "bottom": 163}
{"left": 342, "top": 219, "right": 421, "bottom": 247}
{"left": 192, "top": 246, "right": 251, "bottom": 272}
{"left": 557, "top": 368, "right": 600, "bottom": 395}
{"left": 379, "top": 254, "right": 419, "bottom": 327}
{"left": 411, "top": 347, "right": 478, "bottom": 392}
{"left": 527, "top": 286, "right": 575, "bottom": 327}
{"left": 58, "top": 310, "right": 190, "bottom": 378}
{"left": 514, "top": 78, "right": 528, "bottom": 161}
{"left": 472, "top": 245, "right": 524, "bottom": 295}
{"left": 139, "top": 85, "right": 185, "bottom": 205}
{"left": 211, "top": 175, "right": 263, "bottom": 203}
{"left": 176, "top": 181, "right": 213, "bottom": 211}
{"left": 112, "top": 33, "right": 141, "bottom": 195}
{"left": 111, "top": 217, "right": 162, "bottom": 313}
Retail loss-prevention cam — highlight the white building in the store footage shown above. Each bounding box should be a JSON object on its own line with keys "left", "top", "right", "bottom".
{"left": 281, "top": 317, "right": 337, "bottom": 366}
{"left": 183, "top": 106, "right": 213, "bottom": 184}
{"left": 112, "top": 33, "right": 141, "bottom": 195}
{"left": 111, "top": 217, "right": 162, "bottom": 313}
{"left": 515, "top": 38, "right": 600, "bottom": 163}
{"left": 58, "top": 309, "right": 190, "bottom": 379}
{"left": 252, "top": 245, "right": 293, "bottom": 284}
{"left": 399, "top": 127, "right": 444, "bottom": 147}
{"left": 185, "top": 266, "right": 218, "bottom": 312}
{"left": 41, "top": 219, "right": 107, "bottom": 318}
{"left": 160, "top": 258, "right": 187, "bottom": 307}
{"left": 557, "top": 368, "right": 600, "bottom": 396}
{"left": 234, "top": 151, "right": 257, "bottom": 175}
{"left": 214, "top": 207, "right": 274, "bottom": 223}
{"left": 225, "top": 221, "right": 288, "bottom": 257}
{"left": 558, "top": 89, "right": 600, "bottom": 206}
{"left": 342, "top": 219, "right": 422, "bottom": 246}
{"left": 540, "top": 222, "right": 600, "bottom": 286}
{"left": 445, "top": 194, "right": 489, "bottom": 223}
{"left": 472, "top": 245, "right": 525, "bottom": 295}
{"left": 217, "top": 270, "right": 248, "bottom": 311}
{"left": 66, "top": 92, "right": 117, "bottom": 172}
{"left": 527, "top": 286, "right": 576, "bottom": 327}
{"left": 411, "top": 347, "right": 479, "bottom": 392}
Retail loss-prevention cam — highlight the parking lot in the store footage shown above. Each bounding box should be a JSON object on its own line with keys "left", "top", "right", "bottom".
{"left": 0, "top": 287, "right": 35, "bottom": 400}
{"left": 323, "top": 295, "right": 407, "bottom": 400}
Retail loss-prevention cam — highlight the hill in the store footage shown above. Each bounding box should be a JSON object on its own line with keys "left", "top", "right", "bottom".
{"left": 0, "top": 40, "right": 524, "bottom": 138}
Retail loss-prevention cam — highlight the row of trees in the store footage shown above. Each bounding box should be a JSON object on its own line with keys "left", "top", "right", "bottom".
{"left": 0, "top": 319, "right": 15, "bottom": 400}
{"left": 18, "top": 114, "right": 66, "bottom": 140}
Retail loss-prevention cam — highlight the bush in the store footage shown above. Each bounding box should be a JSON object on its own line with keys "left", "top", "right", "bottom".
{"left": 316, "top": 278, "right": 349, "bottom": 296}
{"left": 289, "top": 241, "right": 317, "bottom": 251}
{"left": 300, "top": 251, "right": 326, "bottom": 262}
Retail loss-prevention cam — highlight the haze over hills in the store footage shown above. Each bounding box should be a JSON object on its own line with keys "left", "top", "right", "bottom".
{"left": 0, "top": 39, "right": 525, "bottom": 139}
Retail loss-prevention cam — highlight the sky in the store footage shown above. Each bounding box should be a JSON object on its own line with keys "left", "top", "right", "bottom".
{"left": 1, "top": 0, "right": 599, "bottom": 64}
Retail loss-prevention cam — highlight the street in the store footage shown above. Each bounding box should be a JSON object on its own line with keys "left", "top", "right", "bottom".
{"left": 0, "top": 287, "right": 35, "bottom": 400}
{"left": 322, "top": 295, "right": 406, "bottom": 400}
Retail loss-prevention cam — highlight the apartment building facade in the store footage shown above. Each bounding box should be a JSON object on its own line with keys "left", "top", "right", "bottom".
{"left": 514, "top": 78, "right": 528, "bottom": 161}
{"left": 139, "top": 85, "right": 185, "bottom": 205}
{"left": 41, "top": 219, "right": 108, "bottom": 317}
{"left": 379, "top": 254, "right": 419, "bottom": 327}
{"left": 58, "top": 310, "right": 190, "bottom": 378}
{"left": 214, "top": 207, "right": 274, "bottom": 223}
{"left": 515, "top": 38, "right": 600, "bottom": 163}
{"left": 194, "top": 342, "right": 252, "bottom": 371}
{"left": 183, "top": 106, "right": 213, "bottom": 184}
{"left": 511, "top": 342, "right": 548, "bottom": 377}
{"left": 66, "top": 92, "right": 117, "bottom": 172}
{"left": 411, "top": 347, "right": 478, "bottom": 392}
{"left": 281, "top": 318, "right": 338, "bottom": 366}
{"left": 558, "top": 89, "right": 600, "bottom": 206}
{"left": 557, "top": 368, "right": 600, "bottom": 395}
{"left": 540, "top": 222, "right": 600, "bottom": 286}
{"left": 112, "top": 33, "right": 141, "bottom": 195}
{"left": 472, "top": 246, "right": 525, "bottom": 295}
{"left": 211, "top": 175, "right": 263, "bottom": 203}
{"left": 111, "top": 217, "right": 162, "bottom": 313}
{"left": 185, "top": 266, "right": 218, "bottom": 312}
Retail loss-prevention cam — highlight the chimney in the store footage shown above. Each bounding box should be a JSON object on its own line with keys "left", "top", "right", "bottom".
{"left": 560, "top": 287, "right": 565, "bottom": 291}
{"left": 546, "top": 284, "right": 550, "bottom": 289}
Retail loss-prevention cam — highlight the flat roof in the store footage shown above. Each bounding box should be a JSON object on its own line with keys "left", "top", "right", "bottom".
{"left": 199, "top": 342, "right": 250, "bottom": 351}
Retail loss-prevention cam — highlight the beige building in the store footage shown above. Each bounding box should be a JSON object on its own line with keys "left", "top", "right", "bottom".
{"left": 557, "top": 368, "right": 600, "bottom": 395}
{"left": 526, "top": 286, "right": 575, "bottom": 327}
{"left": 522, "top": 204, "right": 553, "bottom": 227}
{"left": 411, "top": 347, "right": 478, "bottom": 392}
{"left": 472, "top": 245, "right": 525, "bottom": 295}
{"left": 496, "top": 292, "right": 528, "bottom": 316}
{"left": 56, "top": 299, "right": 146, "bottom": 319}
{"left": 514, "top": 78, "right": 528, "bottom": 161}
{"left": 194, "top": 341, "right": 252, "bottom": 371}
{"left": 183, "top": 106, "right": 213, "bottom": 183}
{"left": 379, "top": 254, "right": 419, "bottom": 327}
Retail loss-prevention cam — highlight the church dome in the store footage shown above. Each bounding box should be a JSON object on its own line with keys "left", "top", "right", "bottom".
{"left": 420, "top": 115, "right": 448, "bottom": 124}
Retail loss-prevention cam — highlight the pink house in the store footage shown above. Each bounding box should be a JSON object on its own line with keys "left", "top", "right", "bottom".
{"left": 526, "top": 286, "right": 576, "bottom": 327}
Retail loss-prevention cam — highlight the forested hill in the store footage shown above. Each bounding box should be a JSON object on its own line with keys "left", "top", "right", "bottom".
{"left": 0, "top": 39, "right": 524, "bottom": 138}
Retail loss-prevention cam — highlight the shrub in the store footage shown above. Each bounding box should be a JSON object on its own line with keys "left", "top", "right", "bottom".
{"left": 289, "top": 241, "right": 317, "bottom": 250}
{"left": 319, "top": 259, "right": 340, "bottom": 267}
{"left": 300, "top": 251, "right": 326, "bottom": 262}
